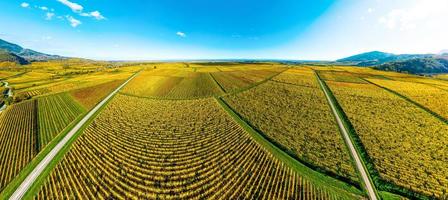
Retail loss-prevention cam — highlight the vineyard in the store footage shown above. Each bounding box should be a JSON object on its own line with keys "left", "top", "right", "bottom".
{"left": 211, "top": 68, "right": 284, "bottom": 93}
{"left": 70, "top": 80, "right": 124, "bottom": 109}
{"left": 121, "top": 69, "right": 224, "bottom": 99}
{"left": 34, "top": 94, "right": 361, "bottom": 199}
{"left": 2, "top": 63, "right": 448, "bottom": 199}
{"left": 367, "top": 78, "right": 448, "bottom": 121}
{"left": 224, "top": 68, "right": 359, "bottom": 185}
{"left": 38, "top": 93, "right": 84, "bottom": 147}
{"left": 325, "top": 78, "right": 448, "bottom": 198}
{"left": 0, "top": 100, "right": 37, "bottom": 191}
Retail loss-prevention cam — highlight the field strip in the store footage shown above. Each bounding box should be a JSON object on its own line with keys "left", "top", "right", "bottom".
{"left": 223, "top": 67, "right": 289, "bottom": 97}
{"left": 362, "top": 78, "right": 448, "bottom": 125}
{"left": 8, "top": 71, "right": 140, "bottom": 200}
{"left": 208, "top": 73, "right": 226, "bottom": 93}
{"left": 315, "top": 72, "right": 379, "bottom": 200}
{"left": 215, "top": 97, "right": 364, "bottom": 198}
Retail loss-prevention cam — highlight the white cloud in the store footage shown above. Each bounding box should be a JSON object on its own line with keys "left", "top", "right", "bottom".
{"left": 378, "top": 0, "right": 448, "bottom": 31}
{"left": 57, "top": 0, "right": 83, "bottom": 12}
{"left": 46, "top": 12, "right": 55, "bottom": 20}
{"left": 66, "top": 16, "right": 81, "bottom": 27}
{"left": 39, "top": 6, "right": 48, "bottom": 11}
{"left": 176, "top": 32, "right": 186, "bottom": 38}
{"left": 20, "top": 2, "right": 29, "bottom": 8}
{"left": 80, "top": 11, "right": 105, "bottom": 20}
{"left": 367, "top": 8, "right": 374, "bottom": 13}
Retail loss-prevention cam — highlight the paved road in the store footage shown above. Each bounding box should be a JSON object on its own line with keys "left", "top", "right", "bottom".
{"left": 9, "top": 72, "right": 140, "bottom": 200}
{"left": 316, "top": 74, "right": 378, "bottom": 200}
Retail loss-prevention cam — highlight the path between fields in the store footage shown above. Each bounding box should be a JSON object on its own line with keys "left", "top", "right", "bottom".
{"left": 9, "top": 72, "right": 140, "bottom": 200}
{"left": 316, "top": 74, "right": 379, "bottom": 200}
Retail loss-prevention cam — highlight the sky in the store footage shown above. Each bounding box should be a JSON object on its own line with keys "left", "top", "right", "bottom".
{"left": 0, "top": 0, "right": 447, "bottom": 60}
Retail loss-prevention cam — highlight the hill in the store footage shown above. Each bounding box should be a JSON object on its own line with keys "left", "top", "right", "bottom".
{"left": 337, "top": 51, "right": 433, "bottom": 66}
{"left": 0, "top": 50, "right": 29, "bottom": 65}
{"left": 374, "top": 57, "right": 448, "bottom": 74}
{"left": 0, "top": 39, "right": 63, "bottom": 61}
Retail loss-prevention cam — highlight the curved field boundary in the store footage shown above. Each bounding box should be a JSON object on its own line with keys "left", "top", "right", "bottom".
{"left": 215, "top": 97, "right": 364, "bottom": 199}
{"left": 3, "top": 71, "right": 140, "bottom": 200}
{"left": 314, "top": 72, "right": 379, "bottom": 200}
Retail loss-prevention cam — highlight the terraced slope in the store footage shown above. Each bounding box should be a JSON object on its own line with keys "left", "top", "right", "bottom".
{"left": 35, "top": 94, "right": 360, "bottom": 199}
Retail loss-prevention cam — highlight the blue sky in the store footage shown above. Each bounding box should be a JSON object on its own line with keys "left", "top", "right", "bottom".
{"left": 0, "top": 0, "right": 447, "bottom": 60}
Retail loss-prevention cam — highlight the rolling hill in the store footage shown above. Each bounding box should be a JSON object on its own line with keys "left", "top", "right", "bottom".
{"left": 338, "top": 50, "right": 448, "bottom": 74}
{"left": 374, "top": 58, "right": 448, "bottom": 74}
{"left": 337, "top": 51, "right": 433, "bottom": 66}
{"left": 0, "top": 50, "right": 29, "bottom": 65}
{"left": 0, "top": 39, "right": 63, "bottom": 61}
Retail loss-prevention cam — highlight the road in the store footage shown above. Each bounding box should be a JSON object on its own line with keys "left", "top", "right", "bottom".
{"left": 9, "top": 72, "right": 139, "bottom": 200}
{"left": 316, "top": 74, "right": 379, "bottom": 200}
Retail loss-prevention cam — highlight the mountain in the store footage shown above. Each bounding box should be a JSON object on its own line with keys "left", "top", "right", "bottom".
{"left": 374, "top": 58, "right": 448, "bottom": 74}
{"left": 0, "top": 39, "right": 63, "bottom": 61}
{"left": 0, "top": 50, "right": 29, "bottom": 65}
{"left": 337, "top": 51, "right": 433, "bottom": 66}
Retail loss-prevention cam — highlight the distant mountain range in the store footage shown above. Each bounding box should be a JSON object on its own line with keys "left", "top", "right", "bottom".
{"left": 0, "top": 50, "right": 29, "bottom": 65}
{"left": 338, "top": 51, "right": 448, "bottom": 74}
{"left": 0, "top": 39, "right": 63, "bottom": 63}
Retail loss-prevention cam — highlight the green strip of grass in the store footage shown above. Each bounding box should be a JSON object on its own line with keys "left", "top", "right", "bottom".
{"left": 215, "top": 97, "right": 364, "bottom": 199}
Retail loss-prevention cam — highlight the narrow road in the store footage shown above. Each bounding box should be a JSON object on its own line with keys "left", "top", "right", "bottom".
{"left": 9, "top": 72, "right": 140, "bottom": 200}
{"left": 316, "top": 73, "right": 379, "bottom": 200}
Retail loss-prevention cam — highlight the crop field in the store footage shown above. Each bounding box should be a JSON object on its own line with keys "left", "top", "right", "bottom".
{"left": 271, "top": 68, "right": 321, "bottom": 87}
{"left": 318, "top": 71, "right": 367, "bottom": 83}
{"left": 224, "top": 68, "right": 358, "bottom": 184}
{"left": 0, "top": 71, "right": 22, "bottom": 79}
{"left": 367, "top": 78, "right": 448, "bottom": 120}
{"left": 122, "top": 69, "right": 224, "bottom": 99}
{"left": 38, "top": 93, "right": 84, "bottom": 147}
{"left": 3, "top": 62, "right": 448, "bottom": 200}
{"left": 435, "top": 74, "right": 448, "bottom": 80}
{"left": 70, "top": 80, "right": 124, "bottom": 109}
{"left": 0, "top": 100, "right": 37, "bottom": 191}
{"left": 326, "top": 79, "right": 448, "bottom": 198}
{"left": 34, "top": 94, "right": 360, "bottom": 199}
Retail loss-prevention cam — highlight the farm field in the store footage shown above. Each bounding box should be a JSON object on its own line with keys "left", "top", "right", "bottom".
{"left": 224, "top": 68, "right": 359, "bottom": 185}
{"left": 324, "top": 72, "right": 448, "bottom": 198}
{"left": 0, "top": 61, "right": 138, "bottom": 194}
{"left": 211, "top": 67, "right": 286, "bottom": 93}
{"left": 37, "top": 93, "right": 85, "bottom": 147}
{"left": 0, "top": 100, "right": 37, "bottom": 191}
{"left": 34, "top": 94, "right": 361, "bottom": 199}
{"left": 366, "top": 78, "right": 448, "bottom": 121}
{"left": 0, "top": 92, "right": 85, "bottom": 191}
{"left": 122, "top": 65, "right": 285, "bottom": 98}
{"left": 1, "top": 62, "right": 448, "bottom": 200}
